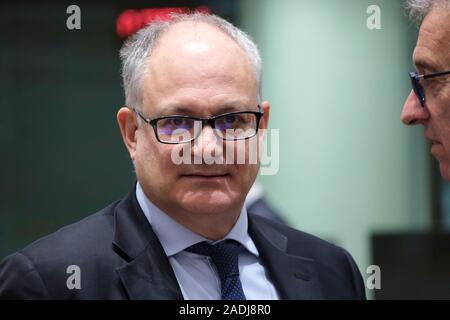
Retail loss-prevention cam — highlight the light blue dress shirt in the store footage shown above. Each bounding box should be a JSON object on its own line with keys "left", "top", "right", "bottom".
{"left": 135, "top": 182, "right": 280, "bottom": 300}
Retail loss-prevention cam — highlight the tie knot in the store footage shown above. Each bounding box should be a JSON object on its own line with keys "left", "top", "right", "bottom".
{"left": 185, "top": 239, "right": 246, "bottom": 300}
{"left": 186, "top": 240, "right": 241, "bottom": 278}
{"left": 187, "top": 240, "right": 240, "bottom": 256}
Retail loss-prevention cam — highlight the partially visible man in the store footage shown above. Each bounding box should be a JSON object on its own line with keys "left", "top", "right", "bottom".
{"left": 0, "top": 13, "right": 365, "bottom": 300}
{"left": 401, "top": 0, "right": 450, "bottom": 179}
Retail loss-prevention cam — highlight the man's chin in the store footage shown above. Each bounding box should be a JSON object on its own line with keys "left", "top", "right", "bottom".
{"left": 179, "top": 192, "right": 238, "bottom": 214}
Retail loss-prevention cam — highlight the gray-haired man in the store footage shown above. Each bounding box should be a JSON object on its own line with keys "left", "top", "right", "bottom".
{"left": 0, "top": 13, "right": 365, "bottom": 300}
{"left": 401, "top": 0, "right": 450, "bottom": 179}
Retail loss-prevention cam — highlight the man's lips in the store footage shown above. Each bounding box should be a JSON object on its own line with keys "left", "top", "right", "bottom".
{"left": 425, "top": 135, "right": 441, "bottom": 146}
{"left": 181, "top": 172, "right": 230, "bottom": 178}
{"left": 430, "top": 140, "right": 441, "bottom": 146}
{"left": 426, "top": 136, "right": 445, "bottom": 160}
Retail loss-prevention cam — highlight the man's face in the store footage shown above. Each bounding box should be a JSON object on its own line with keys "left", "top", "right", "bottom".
{"left": 118, "top": 22, "right": 269, "bottom": 233}
{"left": 401, "top": 8, "right": 450, "bottom": 179}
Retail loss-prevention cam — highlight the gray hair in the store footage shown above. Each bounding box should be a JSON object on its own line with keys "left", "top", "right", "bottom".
{"left": 405, "top": 0, "right": 450, "bottom": 24}
{"left": 119, "top": 13, "right": 262, "bottom": 112}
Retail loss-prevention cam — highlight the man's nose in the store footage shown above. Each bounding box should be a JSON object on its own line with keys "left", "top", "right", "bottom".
{"left": 401, "top": 90, "right": 430, "bottom": 125}
{"left": 192, "top": 125, "right": 222, "bottom": 158}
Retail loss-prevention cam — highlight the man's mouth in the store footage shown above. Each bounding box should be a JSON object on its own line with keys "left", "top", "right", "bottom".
{"left": 430, "top": 140, "right": 440, "bottom": 146}
{"left": 425, "top": 134, "right": 441, "bottom": 146}
{"left": 181, "top": 172, "right": 230, "bottom": 179}
{"left": 428, "top": 137, "right": 445, "bottom": 160}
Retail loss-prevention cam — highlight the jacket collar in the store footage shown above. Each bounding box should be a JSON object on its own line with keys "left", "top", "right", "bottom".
{"left": 112, "top": 186, "right": 183, "bottom": 300}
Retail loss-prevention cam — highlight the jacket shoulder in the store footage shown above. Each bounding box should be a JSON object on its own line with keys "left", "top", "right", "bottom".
{"left": 249, "top": 213, "right": 344, "bottom": 256}
{"left": 249, "top": 214, "right": 366, "bottom": 299}
{"left": 20, "top": 200, "right": 119, "bottom": 261}
{"left": 0, "top": 200, "right": 121, "bottom": 299}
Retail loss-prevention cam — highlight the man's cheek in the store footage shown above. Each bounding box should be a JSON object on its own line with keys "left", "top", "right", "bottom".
{"left": 228, "top": 140, "right": 253, "bottom": 165}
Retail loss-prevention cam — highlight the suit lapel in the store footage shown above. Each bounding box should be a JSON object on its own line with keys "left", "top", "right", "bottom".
{"left": 248, "top": 215, "right": 324, "bottom": 299}
{"left": 112, "top": 186, "right": 183, "bottom": 300}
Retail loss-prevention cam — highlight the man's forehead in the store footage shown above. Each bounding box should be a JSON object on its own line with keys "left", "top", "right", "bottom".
{"left": 155, "top": 21, "right": 240, "bottom": 52}
{"left": 182, "top": 41, "right": 212, "bottom": 56}
{"left": 414, "top": 8, "right": 450, "bottom": 71}
{"left": 140, "top": 20, "right": 257, "bottom": 113}
{"left": 148, "top": 21, "right": 250, "bottom": 76}
{"left": 145, "top": 22, "right": 254, "bottom": 84}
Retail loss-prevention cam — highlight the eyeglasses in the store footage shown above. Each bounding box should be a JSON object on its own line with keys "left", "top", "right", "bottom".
{"left": 409, "top": 70, "right": 450, "bottom": 107}
{"left": 133, "top": 106, "right": 264, "bottom": 144}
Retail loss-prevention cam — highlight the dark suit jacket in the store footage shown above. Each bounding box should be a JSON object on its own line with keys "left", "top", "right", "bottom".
{"left": 0, "top": 186, "right": 366, "bottom": 299}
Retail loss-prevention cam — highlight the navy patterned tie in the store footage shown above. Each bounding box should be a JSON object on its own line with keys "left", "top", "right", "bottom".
{"left": 186, "top": 240, "right": 246, "bottom": 300}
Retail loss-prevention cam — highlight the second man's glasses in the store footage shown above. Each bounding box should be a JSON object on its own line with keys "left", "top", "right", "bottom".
{"left": 409, "top": 70, "right": 450, "bottom": 107}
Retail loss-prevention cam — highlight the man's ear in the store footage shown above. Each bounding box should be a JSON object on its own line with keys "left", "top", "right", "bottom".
{"left": 259, "top": 101, "right": 270, "bottom": 138}
{"left": 117, "top": 107, "right": 138, "bottom": 160}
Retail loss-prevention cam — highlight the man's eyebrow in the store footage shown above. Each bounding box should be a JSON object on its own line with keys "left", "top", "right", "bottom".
{"left": 161, "top": 105, "right": 192, "bottom": 115}
{"left": 414, "top": 58, "right": 440, "bottom": 74}
{"left": 160, "top": 103, "right": 252, "bottom": 116}
{"left": 214, "top": 105, "right": 251, "bottom": 114}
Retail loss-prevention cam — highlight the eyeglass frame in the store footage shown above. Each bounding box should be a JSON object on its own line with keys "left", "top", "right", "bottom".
{"left": 133, "top": 105, "right": 264, "bottom": 144}
{"left": 409, "top": 69, "right": 450, "bottom": 107}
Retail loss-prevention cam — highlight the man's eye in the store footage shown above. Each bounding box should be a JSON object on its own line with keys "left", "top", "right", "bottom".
{"left": 165, "top": 118, "right": 192, "bottom": 127}
{"left": 424, "top": 78, "right": 442, "bottom": 92}
{"left": 224, "top": 115, "right": 237, "bottom": 124}
{"left": 159, "top": 118, "right": 191, "bottom": 129}
{"left": 172, "top": 118, "right": 185, "bottom": 126}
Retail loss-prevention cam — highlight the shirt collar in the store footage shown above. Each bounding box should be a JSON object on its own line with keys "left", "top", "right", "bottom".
{"left": 136, "top": 182, "right": 259, "bottom": 257}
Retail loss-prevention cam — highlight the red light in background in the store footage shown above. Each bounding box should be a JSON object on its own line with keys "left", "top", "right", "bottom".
{"left": 116, "top": 6, "right": 211, "bottom": 39}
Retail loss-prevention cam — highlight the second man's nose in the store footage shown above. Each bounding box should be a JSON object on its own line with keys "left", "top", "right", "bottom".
{"left": 401, "top": 90, "right": 430, "bottom": 125}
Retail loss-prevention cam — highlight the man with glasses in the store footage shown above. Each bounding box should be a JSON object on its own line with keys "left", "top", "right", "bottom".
{"left": 0, "top": 13, "right": 365, "bottom": 300}
{"left": 401, "top": 0, "right": 450, "bottom": 180}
